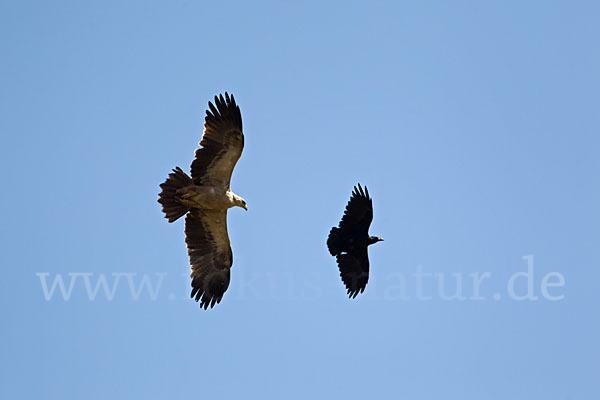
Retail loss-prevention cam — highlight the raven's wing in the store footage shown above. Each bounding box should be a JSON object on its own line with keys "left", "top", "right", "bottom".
{"left": 336, "top": 248, "right": 370, "bottom": 298}
{"left": 190, "top": 93, "right": 244, "bottom": 188}
{"left": 185, "top": 209, "right": 233, "bottom": 309}
{"left": 338, "top": 184, "right": 373, "bottom": 234}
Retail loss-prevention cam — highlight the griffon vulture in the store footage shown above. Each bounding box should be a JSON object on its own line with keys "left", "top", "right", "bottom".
{"left": 158, "top": 93, "right": 246, "bottom": 309}
{"left": 327, "top": 184, "right": 383, "bottom": 298}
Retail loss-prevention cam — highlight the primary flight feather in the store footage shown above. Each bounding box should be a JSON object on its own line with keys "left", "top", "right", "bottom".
{"left": 158, "top": 92, "right": 246, "bottom": 309}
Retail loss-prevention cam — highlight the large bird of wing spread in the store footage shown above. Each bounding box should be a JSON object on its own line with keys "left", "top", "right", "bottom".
{"left": 190, "top": 92, "right": 244, "bottom": 188}
{"left": 186, "top": 209, "right": 233, "bottom": 309}
{"left": 330, "top": 184, "right": 374, "bottom": 298}
{"left": 184, "top": 93, "right": 243, "bottom": 309}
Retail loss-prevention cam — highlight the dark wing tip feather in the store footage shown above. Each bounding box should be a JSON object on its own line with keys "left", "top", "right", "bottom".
{"left": 205, "top": 92, "right": 242, "bottom": 132}
{"left": 353, "top": 183, "right": 370, "bottom": 201}
{"left": 190, "top": 269, "right": 231, "bottom": 310}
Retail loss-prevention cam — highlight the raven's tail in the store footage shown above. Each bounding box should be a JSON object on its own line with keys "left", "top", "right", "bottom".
{"left": 158, "top": 167, "right": 193, "bottom": 223}
{"left": 327, "top": 227, "right": 343, "bottom": 256}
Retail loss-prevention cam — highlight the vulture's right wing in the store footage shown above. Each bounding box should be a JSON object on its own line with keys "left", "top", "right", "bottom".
{"left": 185, "top": 209, "right": 233, "bottom": 309}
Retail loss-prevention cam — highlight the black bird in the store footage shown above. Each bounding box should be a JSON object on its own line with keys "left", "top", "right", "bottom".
{"left": 327, "top": 184, "right": 384, "bottom": 298}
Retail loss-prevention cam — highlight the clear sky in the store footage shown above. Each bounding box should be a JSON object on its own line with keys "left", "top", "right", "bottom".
{"left": 1, "top": 1, "right": 599, "bottom": 399}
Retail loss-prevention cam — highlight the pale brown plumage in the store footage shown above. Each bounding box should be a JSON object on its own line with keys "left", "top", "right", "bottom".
{"left": 158, "top": 93, "right": 246, "bottom": 309}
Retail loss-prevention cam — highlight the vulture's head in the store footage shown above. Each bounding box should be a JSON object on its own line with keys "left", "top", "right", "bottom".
{"left": 233, "top": 194, "right": 248, "bottom": 211}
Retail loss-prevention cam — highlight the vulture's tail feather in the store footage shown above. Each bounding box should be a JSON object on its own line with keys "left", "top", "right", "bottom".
{"left": 327, "top": 227, "right": 343, "bottom": 256}
{"left": 158, "top": 167, "right": 192, "bottom": 223}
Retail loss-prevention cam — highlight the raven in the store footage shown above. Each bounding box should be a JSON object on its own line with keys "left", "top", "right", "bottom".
{"left": 327, "top": 184, "right": 383, "bottom": 298}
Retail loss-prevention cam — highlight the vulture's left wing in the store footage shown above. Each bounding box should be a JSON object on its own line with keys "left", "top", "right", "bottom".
{"left": 191, "top": 93, "right": 244, "bottom": 188}
{"left": 185, "top": 209, "right": 233, "bottom": 309}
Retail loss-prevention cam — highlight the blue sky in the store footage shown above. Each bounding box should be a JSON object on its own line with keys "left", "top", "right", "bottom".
{"left": 1, "top": 1, "right": 599, "bottom": 399}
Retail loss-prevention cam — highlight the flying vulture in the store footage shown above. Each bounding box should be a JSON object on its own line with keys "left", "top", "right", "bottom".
{"left": 327, "top": 184, "right": 383, "bottom": 298}
{"left": 158, "top": 92, "right": 246, "bottom": 309}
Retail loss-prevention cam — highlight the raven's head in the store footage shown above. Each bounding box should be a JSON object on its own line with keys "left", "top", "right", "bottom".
{"left": 368, "top": 236, "right": 384, "bottom": 245}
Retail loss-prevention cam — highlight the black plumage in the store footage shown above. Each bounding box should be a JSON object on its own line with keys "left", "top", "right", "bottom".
{"left": 327, "top": 184, "right": 383, "bottom": 298}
